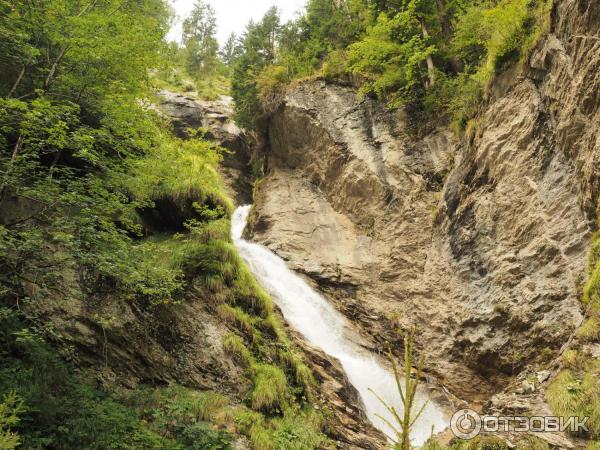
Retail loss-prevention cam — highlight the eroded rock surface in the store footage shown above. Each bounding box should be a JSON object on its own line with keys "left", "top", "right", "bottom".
{"left": 248, "top": 0, "right": 600, "bottom": 418}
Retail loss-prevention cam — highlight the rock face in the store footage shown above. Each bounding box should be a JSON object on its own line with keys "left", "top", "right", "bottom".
{"left": 155, "top": 90, "right": 254, "bottom": 205}
{"left": 22, "top": 268, "right": 247, "bottom": 394}
{"left": 248, "top": 0, "right": 600, "bottom": 411}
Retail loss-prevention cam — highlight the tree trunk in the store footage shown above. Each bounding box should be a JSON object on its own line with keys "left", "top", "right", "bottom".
{"left": 43, "top": 45, "right": 69, "bottom": 92}
{"left": 0, "top": 136, "right": 24, "bottom": 201}
{"left": 419, "top": 20, "right": 436, "bottom": 88}
{"left": 435, "top": 0, "right": 464, "bottom": 73}
{"left": 436, "top": 0, "right": 452, "bottom": 41}
{"left": 8, "top": 65, "right": 26, "bottom": 98}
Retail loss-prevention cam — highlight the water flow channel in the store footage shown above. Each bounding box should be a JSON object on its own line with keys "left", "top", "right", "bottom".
{"left": 232, "top": 205, "right": 447, "bottom": 445}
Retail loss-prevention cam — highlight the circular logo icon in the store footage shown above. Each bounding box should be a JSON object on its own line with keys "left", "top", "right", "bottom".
{"left": 450, "top": 408, "right": 482, "bottom": 440}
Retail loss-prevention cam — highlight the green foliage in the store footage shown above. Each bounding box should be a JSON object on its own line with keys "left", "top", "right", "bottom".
{"left": 277, "top": 350, "right": 316, "bottom": 395}
{"left": 231, "top": 7, "right": 281, "bottom": 129}
{"left": 123, "top": 133, "right": 230, "bottom": 212}
{"left": 584, "top": 232, "right": 600, "bottom": 311}
{"left": 422, "top": 435, "right": 511, "bottom": 450}
{"left": 548, "top": 369, "right": 600, "bottom": 438}
{"left": 182, "top": 0, "right": 219, "bottom": 76}
{"left": 0, "top": 2, "right": 329, "bottom": 450}
{"left": 348, "top": 8, "right": 436, "bottom": 108}
{"left": 371, "top": 330, "right": 428, "bottom": 450}
{"left": 234, "top": 407, "right": 328, "bottom": 450}
{"left": 0, "top": 0, "right": 168, "bottom": 109}
{"left": 0, "top": 310, "right": 225, "bottom": 449}
{"left": 453, "top": 0, "right": 547, "bottom": 81}
{"left": 223, "top": 333, "right": 253, "bottom": 367}
{"left": 256, "top": 65, "right": 291, "bottom": 116}
{"left": 0, "top": 391, "right": 24, "bottom": 450}
{"left": 269, "top": 408, "right": 328, "bottom": 450}
{"left": 119, "top": 386, "right": 233, "bottom": 450}
{"left": 229, "top": 0, "right": 552, "bottom": 131}
{"left": 514, "top": 434, "right": 550, "bottom": 450}
{"left": 321, "top": 49, "right": 351, "bottom": 81}
{"left": 217, "top": 304, "right": 257, "bottom": 340}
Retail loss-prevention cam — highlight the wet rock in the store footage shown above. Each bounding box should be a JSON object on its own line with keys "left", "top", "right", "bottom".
{"left": 298, "top": 341, "right": 387, "bottom": 449}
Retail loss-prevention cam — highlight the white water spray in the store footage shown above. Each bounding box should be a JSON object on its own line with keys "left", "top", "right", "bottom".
{"left": 232, "top": 205, "right": 447, "bottom": 445}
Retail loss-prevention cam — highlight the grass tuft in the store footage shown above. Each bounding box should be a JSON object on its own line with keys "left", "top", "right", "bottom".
{"left": 250, "top": 364, "right": 288, "bottom": 413}
{"left": 277, "top": 350, "right": 316, "bottom": 394}
{"left": 223, "top": 333, "right": 253, "bottom": 367}
{"left": 217, "top": 305, "right": 256, "bottom": 341}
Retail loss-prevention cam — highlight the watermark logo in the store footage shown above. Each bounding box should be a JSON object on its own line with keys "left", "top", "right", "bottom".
{"left": 450, "top": 409, "right": 589, "bottom": 440}
{"left": 450, "top": 409, "right": 482, "bottom": 439}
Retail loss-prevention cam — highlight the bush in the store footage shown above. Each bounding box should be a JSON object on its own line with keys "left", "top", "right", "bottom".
{"left": 256, "top": 65, "right": 290, "bottom": 116}
{"left": 321, "top": 49, "right": 350, "bottom": 81}
{"left": 0, "top": 391, "right": 24, "bottom": 450}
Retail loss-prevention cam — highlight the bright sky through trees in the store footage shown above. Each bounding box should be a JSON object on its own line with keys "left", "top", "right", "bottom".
{"left": 168, "top": 0, "right": 307, "bottom": 44}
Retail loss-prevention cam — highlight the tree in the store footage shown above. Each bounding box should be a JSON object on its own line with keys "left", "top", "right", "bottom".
{"left": 0, "top": 391, "right": 24, "bottom": 450}
{"left": 231, "top": 7, "right": 282, "bottom": 129}
{"left": 182, "top": 0, "right": 217, "bottom": 45}
{"left": 182, "top": 0, "right": 219, "bottom": 76}
{"left": 0, "top": 0, "right": 168, "bottom": 108}
{"left": 220, "top": 32, "right": 240, "bottom": 67}
{"left": 370, "top": 330, "right": 428, "bottom": 450}
{"left": 347, "top": 5, "right": 437, "bottom": 107}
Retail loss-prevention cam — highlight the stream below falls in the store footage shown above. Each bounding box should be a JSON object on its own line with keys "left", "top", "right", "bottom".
{"left": 232, "top": 205, "right": 448, "bottom": 445}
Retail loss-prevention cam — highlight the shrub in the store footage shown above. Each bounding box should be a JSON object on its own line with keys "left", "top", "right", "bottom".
{"left": 256, "top": 65, "right": 290, "bottom": 116}
{"left": 270, "top": 409, "right": 328, "bottom": 450}
{"left": 0, "top": 312, "right": 182, "bottom": 449}
{"left": 321, "top": 49, "right": 350, "bottom": 81}
{"left": 0, "top": 391, "right": 24, "bottom": 450}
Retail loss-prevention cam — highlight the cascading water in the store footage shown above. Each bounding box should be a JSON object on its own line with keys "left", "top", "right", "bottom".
{"left": 232, "top": 205, "right": 447, "bottom": 445}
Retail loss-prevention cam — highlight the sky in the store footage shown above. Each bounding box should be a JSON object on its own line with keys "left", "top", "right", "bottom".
{"left": 167, "top": 0, "right": 307, "bottom": 45}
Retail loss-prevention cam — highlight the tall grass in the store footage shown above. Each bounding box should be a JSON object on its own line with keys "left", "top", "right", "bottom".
{"left": 122, "top": 133, "right": 233, "bottom": 214}
{"left": 548, "top": 229, "right": 600, "bottom": 440}
{"left": 250, "top": 364, "right": 288, "bottom": 413}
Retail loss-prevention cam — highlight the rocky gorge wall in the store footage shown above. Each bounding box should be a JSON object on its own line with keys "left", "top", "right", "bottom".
{"left": 247, "top": 0, "right": 600, "bottom": 430}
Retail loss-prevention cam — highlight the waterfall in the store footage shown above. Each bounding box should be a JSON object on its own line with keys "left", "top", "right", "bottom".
{"left": 232, "top": 205, "right": 447, "bottom": 445}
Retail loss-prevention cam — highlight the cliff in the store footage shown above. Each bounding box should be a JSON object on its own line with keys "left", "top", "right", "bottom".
{"left": 246, "top": 0, "right": 599, "bottom": 445}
